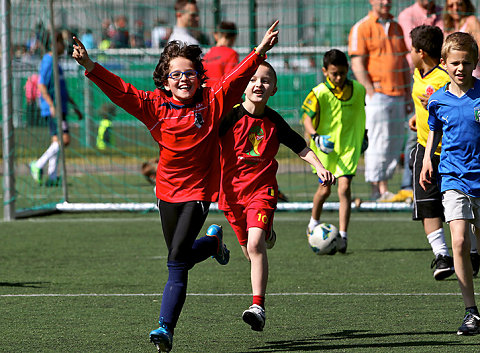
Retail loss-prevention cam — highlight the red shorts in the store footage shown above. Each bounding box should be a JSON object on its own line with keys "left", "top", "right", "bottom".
{"left": 224, "top": 198, "right": 276, "bottom": 246}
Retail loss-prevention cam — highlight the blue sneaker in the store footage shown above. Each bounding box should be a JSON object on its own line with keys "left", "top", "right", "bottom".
{"left": 206, "top": 224, "right": 230, "bottom": 265}
{"left": 30, "top": 162, "right": 42, "bottom": 185}
{"left": 149, "top": 318, "right": 173, "bottom": 352}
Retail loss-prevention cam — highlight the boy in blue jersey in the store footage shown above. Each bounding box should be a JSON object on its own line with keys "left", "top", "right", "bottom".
{"left": 420, "top": 32, "right": 480, "bottom": 335}
{"left": 30, "top": 31, "right": 82, "bottom": 186}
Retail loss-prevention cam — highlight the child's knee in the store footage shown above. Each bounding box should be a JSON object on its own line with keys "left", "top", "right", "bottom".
{"left": 316, "top": 185, "right": 331, "bottom": 199}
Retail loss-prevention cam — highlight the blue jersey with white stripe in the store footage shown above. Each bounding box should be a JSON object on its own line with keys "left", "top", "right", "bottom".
{"left": 427, "top": 78, "right": 480, "bottom": 197}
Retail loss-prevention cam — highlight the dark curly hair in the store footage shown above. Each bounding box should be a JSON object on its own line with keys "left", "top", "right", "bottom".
{"left": 153, "top": 41, "right": 206, "bottom": 97}
{"left": 410, "top": 25, "right": 443, "bottom": 60}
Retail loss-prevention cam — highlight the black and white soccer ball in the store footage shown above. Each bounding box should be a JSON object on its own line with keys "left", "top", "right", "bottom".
{"left": 308, "top": 223, "right": 339, "bottom": 255}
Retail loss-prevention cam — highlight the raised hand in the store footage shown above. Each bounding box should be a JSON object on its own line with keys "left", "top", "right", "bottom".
{"left": 256, "top": 20, "right": 279, "bottom": 56}
{"left": 72, "top": 36, "right": 95, "bottom": 72}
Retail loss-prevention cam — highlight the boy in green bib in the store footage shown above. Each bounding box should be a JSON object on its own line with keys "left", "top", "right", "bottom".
{"left": 302, "top": 49, "right": 366, "bottom": 253}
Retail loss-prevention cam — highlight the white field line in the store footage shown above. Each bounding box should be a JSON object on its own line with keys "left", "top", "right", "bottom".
{"left": 0, "top": 292, "right": 468, "bottom": 298}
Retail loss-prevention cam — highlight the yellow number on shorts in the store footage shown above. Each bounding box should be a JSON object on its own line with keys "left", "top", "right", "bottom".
{"left": 257, "top": 213, "right": 268, "bottom": 224}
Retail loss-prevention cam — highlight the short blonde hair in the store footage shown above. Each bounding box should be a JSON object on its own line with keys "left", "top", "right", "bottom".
{"left": 441, "top": 32, "right": 479, "bottom": 63}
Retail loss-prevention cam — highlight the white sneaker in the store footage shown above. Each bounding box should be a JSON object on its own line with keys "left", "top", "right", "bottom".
{"left": 242, "top": 304, "right": 265, "bottom": 331}
{"left": 266, "top": 229, "right": 276, "bottom": 249}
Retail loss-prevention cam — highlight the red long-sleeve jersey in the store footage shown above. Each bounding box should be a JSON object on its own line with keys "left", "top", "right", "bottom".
{"left": 85, "top": 50, "right": 264, "bottom": 202}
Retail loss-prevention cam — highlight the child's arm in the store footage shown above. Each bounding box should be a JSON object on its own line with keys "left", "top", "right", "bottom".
{"left": 72, "top": 36, "right": 155, "bottom": 127}
{"left": 72, "top": 37, "right": 95, "bottom": 72}
{"left": 212, "top": 21, "right": 279, "bottom": 117}
{"left": 408, "top": 114, "right": 417, "bottom": 132}
{"left": 303, "top": 113, "right": 316, "bottom": 136}
{"left": 419, "top": 129, "right": 442, "bottom": 190}
{"left": 68, "top": 96, "right": 83, "bottom": 120}
{"left": 38, "top": 83, "right": 55, "bottom": 117}
{"left": 255, "top": 20, "right": 279, "bottom": 56}
{"left": 298, "top": 147, "right": 335, "bottom": 186}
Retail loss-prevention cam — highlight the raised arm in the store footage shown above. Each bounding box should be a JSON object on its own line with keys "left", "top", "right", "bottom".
{"left": 212, "top": 21, "right": 280, "bottom": 116}
{"left": 255, "top": 20, "right": 279, "bottom": 56}
{"left": 72, "top": 36, "right": 95, "bottom": 72}
{"left": 72, "top": 36, "right": 155, "bottom": 127}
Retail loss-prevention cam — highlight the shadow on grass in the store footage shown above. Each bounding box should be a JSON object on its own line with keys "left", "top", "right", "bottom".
{"left": 0, "top": 281, "right": 50, "bottom": 288}
{"left": 379, "top": 248, "right": 430, "bottom": 252}
{"left": 243, "top": 330, "right": 478, "bottom": 352}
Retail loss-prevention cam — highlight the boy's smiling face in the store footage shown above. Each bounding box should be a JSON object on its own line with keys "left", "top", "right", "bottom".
{"left": 441, "top": 49, "right": 476, "bottom": 90}
{"left": 163, "top": 57, "right": 199, "bottom": 102}
{"left": 244, "top": 65, "right": 277, "bottom": 106}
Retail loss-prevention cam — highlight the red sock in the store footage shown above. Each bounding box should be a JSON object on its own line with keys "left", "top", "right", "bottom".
{"left": 252, "top": 295, "right": 265, "bottom": 308}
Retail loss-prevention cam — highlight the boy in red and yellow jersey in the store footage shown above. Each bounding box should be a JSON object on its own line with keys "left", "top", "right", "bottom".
{"left": 218, "top": 61, "right": 335, "bottom": 331}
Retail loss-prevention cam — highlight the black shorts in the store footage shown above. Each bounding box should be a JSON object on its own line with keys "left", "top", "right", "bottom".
{"left": 46, "top": 113, "right": 69, "bottom": 137}
{"left": 410, "top": 143, "right": 444, "bottom": 221}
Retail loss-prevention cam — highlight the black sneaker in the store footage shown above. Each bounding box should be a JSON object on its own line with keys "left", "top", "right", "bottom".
{"left": 431, "top": 255, "right": 455, "bottom": 280}
{"left": 457, "top": 311, "right": 480, "bottom": 335}
{"left": 266, "top": 229, "right": 276, "bottom": 249}
{"left": 337, "top": 236, "right": 347, "bottom": 254}
{"left": 471, "top": 252, "right": 480, "bottom": 277}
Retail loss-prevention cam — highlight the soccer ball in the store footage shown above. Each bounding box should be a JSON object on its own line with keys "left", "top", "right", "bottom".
{"left": 308, "top": 223, "right": 339, "bottom": 255}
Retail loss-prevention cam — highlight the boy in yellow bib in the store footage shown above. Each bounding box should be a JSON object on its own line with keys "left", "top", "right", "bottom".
{"left": 302, "top": 49, "right": 366, "bottom": 253}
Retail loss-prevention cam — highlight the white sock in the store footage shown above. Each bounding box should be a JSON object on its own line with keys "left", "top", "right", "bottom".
{"left": 427, "top": 228, "right": 449, "bottom": 257}
{"left": 339, "top": 231, "right": 347, "bottom": 239}
{"left": 309, "top": 217, "right": 320, "bottom": 230}
{"left": 470, "top": 224, "right": 478, "bottom": 253}
{"left": 47, "top": 150, "right": 59, "bottom": 179}
{"left": 36, "top": 141, "right": 59, "bottom": 170}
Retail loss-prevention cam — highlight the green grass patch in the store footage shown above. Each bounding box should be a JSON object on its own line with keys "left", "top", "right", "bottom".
{"left": 1, "top": 211, "right": 478, "bottom": 352}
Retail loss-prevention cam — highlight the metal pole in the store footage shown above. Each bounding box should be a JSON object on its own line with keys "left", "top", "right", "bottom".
{"left": 84, "top": 79, "right": 93, "bottom": 147}
{"left": 213, "top": 0, "right": 220, "bottom": 30}
{"left": 1, "top": 0, "right": 15, "bottom": 220}
{"left": 248, "top": 0, "right": 256, "bottom": 48}
{"left": 48, "top": 0, "right": 69, "bottom": 201}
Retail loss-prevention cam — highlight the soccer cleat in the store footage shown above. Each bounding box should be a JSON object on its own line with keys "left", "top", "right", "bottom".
{"left": 149, "top": 318, "right": 173, "bottom": 352}
{"left": 207, "top": 224, "right": 230, "bottom": 265}
{"left": 242, "top": 304, "right": 265, "bottom": 331}
{"left": 471, "top": 252, "right": 480, "bottom": 277}
{"left": 337, "top": 236, "right": 347, "bottom": 254}
{"left": 457, "top": 311, "right": 480, "bottom": 335}
{"left": 266, "top": 229, "right": 276, "bottom": 249}
{"left": 431, "top": 255, "right": 455, "bottom": 280}
{"left": 306, "top": 226, "right": 313, "bottom": 237}
{"left": 30, "top": 162, "right": 43, "bottom": 185}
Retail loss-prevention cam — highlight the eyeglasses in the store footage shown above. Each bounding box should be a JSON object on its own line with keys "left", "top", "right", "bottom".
{"left": 167, "top": 70, "right": 198, "bottom": 81}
